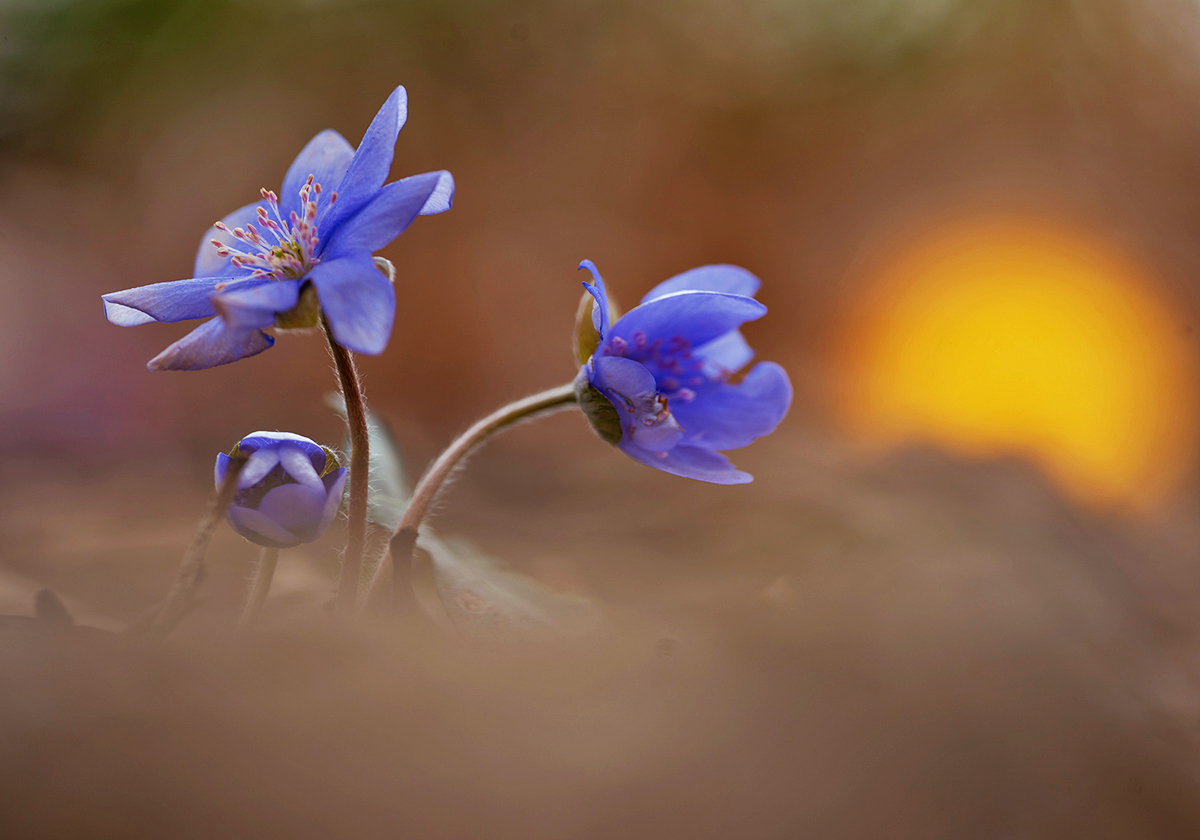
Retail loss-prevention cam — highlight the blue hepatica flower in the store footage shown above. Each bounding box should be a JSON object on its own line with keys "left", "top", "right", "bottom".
{"left": 217, "top": 431, "right": 348, "bottom": 549}
{"left": 103, "top": 86, "right": 453, "bottom": 370}
{"left": 574, "top": 260, "right": 792, "bottom": 484}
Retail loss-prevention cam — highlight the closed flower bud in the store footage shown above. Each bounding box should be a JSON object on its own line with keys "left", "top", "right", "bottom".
{"left": 215, "top": 431, "right": 347, "bottom": 548}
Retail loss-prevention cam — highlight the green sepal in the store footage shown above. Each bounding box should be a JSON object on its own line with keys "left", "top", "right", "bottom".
{"left": 573, "top": 366, "right": 623, "bottom": 445}
{"left": 319, "top": 445, "right": 342, "bottom": 478}
{"left": 373, "top": 256, "right": 396, "bottom": 283}
{"left": 274, "top": 282, "right": 321, "bottom": 330}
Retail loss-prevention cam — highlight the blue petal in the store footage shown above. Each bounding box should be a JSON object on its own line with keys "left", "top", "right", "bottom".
{"left": 641, "top": 265, "right": 761, "bottom": 304}
{"left": 591, "top": 356, "right": 684, "bottom": 452}
{"left": 317, "top": 468, "right": 348, "bottom": 535}
{"left": 417, "top": 170, "right": 455, "bottom": 215}
{"left": 617, "top": 441, "right": 753, "bottom": 485}
{"left": 589, "top": 353, "right": 656, "bottom": 400}
{"left": 578, "top": 259, "right": 610, "bottom": 339}
{"left": 321, "top": 170, "right": 452, "bottom": 260}
{"left": 606, "top": 291, "right": 766, "bottom": 352}
{"left": 103, "top": 276, "right": 234, "bottom": 326}
{"left": 258, "top": 483, "right": 329, "bottom": 543}
{"left": 228, "top": 504, "right": 301, "bottom": 548}
{"left": 212, "top": 279, "right": 301, "bottom": 329}
{"left": 240, "top": 447, "right": 281, "bottom": 488}
{"left": 281, "top": 129, "right": 355, "bottom": 219}
{"left": 694, "top": 329, "right": 755, "bottom": 376}
{"left": 146, "top": 318, "right": 274, "bottom": 371}
{"left": 238, "top": 431, "right": 326, "bottom": 471}
{"left": 309, "top": 254, "right": 396, "bottom": 355}
{"left": 214, "top": 452, "right": 231, "bottom": 487}
{"left": 278, "top": 442, "right": 326, "bottom": 492}
{"left": 319, "top": 86, "right": 408, "bottom": 241}
{"left": 671, "top": 361, "right": 792, "bottom": 451}
{"left": 194, "top": 200, "right": 270, "bottom": 279}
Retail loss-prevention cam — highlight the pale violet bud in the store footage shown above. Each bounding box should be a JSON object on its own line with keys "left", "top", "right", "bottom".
{"left": 215, "top": 431, "right": 347, "bottom": 548}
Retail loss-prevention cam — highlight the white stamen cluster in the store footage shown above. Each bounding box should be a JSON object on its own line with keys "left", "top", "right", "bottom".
{"left": 210, "top": 175, "right": 336, "bottom": 281}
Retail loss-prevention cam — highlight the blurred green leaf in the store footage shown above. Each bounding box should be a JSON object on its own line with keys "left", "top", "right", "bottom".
{"left": 326, "top": 394, "right": 600, "bottom": 636}
{"left": 417, "top": 531, "right": 603, "bottom": 637}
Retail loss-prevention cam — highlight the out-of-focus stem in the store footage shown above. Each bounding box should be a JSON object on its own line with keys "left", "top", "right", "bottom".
{"left": 238, "top": 547, "right": 280, "bottom": 630}
{"left": 323, "top": 317, "right": 370, "bottom": 616}
{"left": 364, "top": 383, "right": 578, "bottom": 610}
{"left": 148, "top": 451, "right": 249, "bottom": 639}
{"left": 359, "top": 525, "right": 392, "bottom": 608}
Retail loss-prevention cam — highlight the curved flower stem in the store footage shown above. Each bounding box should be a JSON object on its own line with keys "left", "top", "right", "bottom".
{"left": 146, "top": 451, "right": 249, "bottom": 639}
{"left": 365, "top": 383, "right": 579, "bottom": 611}
{"left": 238, "top": 547, "right": 280, "bottom": 630}
{"left": 323, "top": 316, "right": 370, "bottom": 616}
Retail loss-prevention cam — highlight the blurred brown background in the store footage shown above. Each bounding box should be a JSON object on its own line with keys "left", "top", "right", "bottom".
{"left": 4, "top": 0, "right": 1200, "bottom": 836}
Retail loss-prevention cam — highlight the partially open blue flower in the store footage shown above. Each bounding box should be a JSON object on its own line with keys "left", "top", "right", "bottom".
{"left": 103, "top": 87, "right": 454, "bottom": 370}
{"left": 216, "top": 431, "right": 347, "bottom": 548}
{"left": 574, "top": 260, "right": 791, "bottom": 484}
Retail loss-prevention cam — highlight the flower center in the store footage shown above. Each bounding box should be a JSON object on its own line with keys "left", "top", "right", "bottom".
{"left": 209, "top": 174, "right": 337, "bottom": 280}
{"left": 602, "top": 331, "right": 708, "bottom": 402}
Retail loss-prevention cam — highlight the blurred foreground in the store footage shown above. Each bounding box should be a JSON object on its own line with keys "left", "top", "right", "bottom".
{"left": 3, "top": 425, "right": 1200, "bottom": 837}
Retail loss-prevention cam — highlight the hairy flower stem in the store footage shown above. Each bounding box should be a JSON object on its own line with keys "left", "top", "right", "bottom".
{"left": 147, "top": 451, "right": 249, "bottom": 639}
{"left": 238, "top": 547, "right": 280, "bottom": 630}
{"left": 365, "top": 383, "right": 579, "bottom": 611}
{"left": 323, "top": 317, "right": 371, "bottom": 616}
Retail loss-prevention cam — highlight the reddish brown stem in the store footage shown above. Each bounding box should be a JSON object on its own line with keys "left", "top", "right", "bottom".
{"left": 324, "top": 317, "right": 370, "bottom": 615}
{"left": 365, "top": 383, "right": 578, "bottom": 610}
{"left": 147, "top": 451, "right": 249, "bottom": 638}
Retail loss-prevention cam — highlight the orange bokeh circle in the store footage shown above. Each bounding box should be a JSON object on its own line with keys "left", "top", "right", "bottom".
{"left": 837, "top": 215, "right": 1199, "bottom": 511}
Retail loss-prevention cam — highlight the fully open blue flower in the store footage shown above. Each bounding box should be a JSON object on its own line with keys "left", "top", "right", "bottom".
{"left": 574, "top": 260, "right": 791, "bottom": 484}
{"left": 217, "top": 431, "right": 347, "bottom": 549}
{"left": 103, "top": 87, "right": 453, "bottom": 370}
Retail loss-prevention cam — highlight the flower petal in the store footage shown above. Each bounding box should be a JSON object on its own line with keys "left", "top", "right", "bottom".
{"left": 591, "top": 356, "right": 683, "bottom": 452}
{"left": 321, "top": 170, "right": 452, "bottom": 260}
{"left": 671, "top": 361, "right": 792, "bottom": 451}
{"left": 193, "top": 200, "right": 271, "bottom": 279}
{"left": 617, "top": 442, "right": 752, "bottom": 485}
{"left": 641, "top": 265, "right": 761, "bottom": 304}
{"left": 590, "top": 354, "right": 656, "bottom": 400}
{"left": 694, "top": 329, "right": 755, "bottom": 376}
{"left": 214, "top": 452, "right": 232, "bottom": 487}
{"left": 227, "top": 505, "right": 301, "bottom": 548}
{"left": 278, "top": 442, "right": 326, "bottom": 492}
{"left": 578, "top": 260, "right": 611, "bottom": 339}
{"left": 239, "top": 447, "right": 281, "bottom": 488}
{"left": 146, "top": 318, "right": 274, "bottom": 371}
{"left": 317, "top": 468, "right": 348, "bottom": 537}
{"left": 280, "top": 129, "right": 355, "bottom": 219}
{"left": 417, "top": 170, "right": 455, "bottom": 215}
{"left": 606, "top": 291, "right": 766, "bottom": 352}
{"left": 239, "top": 432, "right": 327, "bottom": 471}
{"left": 212, "top": 279, "right": 301, "bottom": 329}
{"left": 258, "top": 483, "right": 330, "bottom": 543}
{"left": 319, "top": 86, "right": 408, "bottom": 239}
{"left": 103, "top": 277, "right": 234, "bottom": 326}
{"left": 309, "top": 254, "right": 396, "bottom": 355}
